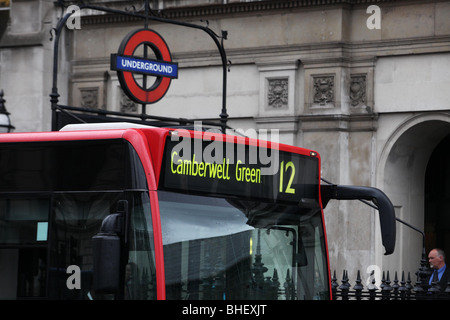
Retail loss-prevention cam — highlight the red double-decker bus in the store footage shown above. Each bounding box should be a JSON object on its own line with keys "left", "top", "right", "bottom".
{"left": 0, "top": 123, "right": 395, "bottom": 300}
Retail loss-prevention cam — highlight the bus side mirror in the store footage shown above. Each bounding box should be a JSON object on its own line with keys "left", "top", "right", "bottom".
{"left": 321, "top": 184, "right": 396, "bottom": 255}
{"left": 92, "top": 200, "right": 128, "bottom": 294}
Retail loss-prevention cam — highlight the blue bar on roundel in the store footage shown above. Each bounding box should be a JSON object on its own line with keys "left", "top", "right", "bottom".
{"left": 113, "top": 54, "right": 178, "bottom": 78}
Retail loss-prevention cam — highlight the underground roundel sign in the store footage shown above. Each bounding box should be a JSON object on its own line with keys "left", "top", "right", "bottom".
{"left": 111, "top": 28, "right": 178, "bottom": 104}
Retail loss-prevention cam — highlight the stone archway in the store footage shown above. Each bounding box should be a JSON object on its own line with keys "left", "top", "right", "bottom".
{"left": 425, "top": 134, "right": 450, "bottom": 255}
{"left": 377, "top": 114, "right": 450, "bottom": 274}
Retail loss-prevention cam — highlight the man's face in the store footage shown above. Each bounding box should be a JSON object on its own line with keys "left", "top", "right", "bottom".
{"left": 428, "top": 250, "right": 443, "bottom": 269}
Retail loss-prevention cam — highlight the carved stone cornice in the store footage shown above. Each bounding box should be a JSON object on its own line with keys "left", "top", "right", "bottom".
{"left": 299, "top": 113, "right": 378, "bottom": 132}
{"left": 255, "top": 116, "right": 300, "bottom": 134}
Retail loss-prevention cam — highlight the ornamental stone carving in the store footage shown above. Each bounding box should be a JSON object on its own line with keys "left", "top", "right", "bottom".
{"left": 267, "top": 79, "right": 288, "bottom": 109}
{"left": 350, "top": 75, "right": 366, "bottom": 108}
{"left": 80, "top": 87, "right": 98, "bottom": 109}
{"left": 313, "top": 76, "right": 334, "bottom": 106}
{"left": 120, "top": 89, "right": 138, "bottom": 113}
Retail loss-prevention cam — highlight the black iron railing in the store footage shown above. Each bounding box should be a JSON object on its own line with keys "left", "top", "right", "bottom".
{"left": 332, "top": 269, "right": 450, "bottom": 300}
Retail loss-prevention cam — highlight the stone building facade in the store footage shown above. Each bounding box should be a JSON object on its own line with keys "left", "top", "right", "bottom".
{"left": 2, "top": 0, "right": 450, "bottom": 283}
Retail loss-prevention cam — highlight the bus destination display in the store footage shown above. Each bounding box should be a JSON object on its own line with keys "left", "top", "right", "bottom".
{"left": 161, "top": 135, "right": 319, "bottom": 204}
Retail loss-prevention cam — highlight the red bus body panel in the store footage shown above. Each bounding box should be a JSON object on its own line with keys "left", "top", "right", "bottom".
{"left": 0, "top": 127, "right": 331, "bottom": 300}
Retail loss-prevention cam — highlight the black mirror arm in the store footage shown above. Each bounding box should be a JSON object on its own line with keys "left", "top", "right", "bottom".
{"left": 320, "top": 184, "right": 396, "bottom": 255}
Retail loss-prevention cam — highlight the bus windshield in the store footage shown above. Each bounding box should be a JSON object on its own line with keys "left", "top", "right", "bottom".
{"left": 159, "top": 191, "right": 329, "bottom": 300}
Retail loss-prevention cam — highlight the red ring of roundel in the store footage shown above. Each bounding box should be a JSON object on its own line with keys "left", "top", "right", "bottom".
{"left": 118, "top": 29, "right": 173, "bottom": 104}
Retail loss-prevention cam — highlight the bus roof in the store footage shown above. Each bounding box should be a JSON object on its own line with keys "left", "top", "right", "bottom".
{"left": 0, "top": 123, "right": 321, "bottom": 197}
{"left": 0, "top": 122, "right": 319, "bottom": 156}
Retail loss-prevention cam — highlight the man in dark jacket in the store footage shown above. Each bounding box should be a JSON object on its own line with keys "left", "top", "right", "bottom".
{"left": 428, "top": 248, "right": 450, "bottom": 291}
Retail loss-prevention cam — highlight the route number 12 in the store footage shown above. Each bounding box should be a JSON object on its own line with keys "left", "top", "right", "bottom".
{"left": 279, "top": 161, "right": 296, "bottom": 194}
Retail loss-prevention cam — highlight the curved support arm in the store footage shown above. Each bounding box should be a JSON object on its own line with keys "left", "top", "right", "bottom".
{"left": 321, "top": 184, "right": 396, "bottom": 255}
{"left": 51, "top": 3, "right": 229, "bottom": 132}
